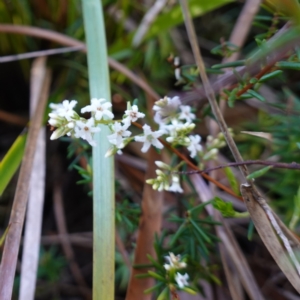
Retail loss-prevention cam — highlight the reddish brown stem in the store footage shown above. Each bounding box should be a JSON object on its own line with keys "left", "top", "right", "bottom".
{"left": 132, "top": 122, "right": 243, "bottom": 201}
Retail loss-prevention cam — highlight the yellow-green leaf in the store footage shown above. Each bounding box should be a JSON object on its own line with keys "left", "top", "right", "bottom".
{"left": 0, "top": 131, "right": 27, "bottom": 196}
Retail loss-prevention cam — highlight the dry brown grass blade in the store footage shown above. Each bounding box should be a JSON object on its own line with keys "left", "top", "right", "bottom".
{"left": 219, "top": 243, "right": 245, "bottom": 300}
{"left": 0, "top": 24, "right": 159, "bottom": 101}
{"left": 241, "top": 184, "right": 300, "bottom": 293}
{"left": 132, "top": 0, "right": 168, "bottom": 47}
{"left": 0, "top": 69, "right": 51, "bottom": 300}
{"left": 0, "top": 110, "right": 28, "bottom": 126}
{"left": 41, "top": 233, "right": 92, "bottom": 248}
{"left": 191, "top": 174, "right": 265, "bottom": 300}
{"left": 225, "top": 0, "right": 262, "bottom": 63}
{"left": 125, "top": 147, "right": 163, "bottom": 300}
{"left": 19, "top": 57, "right": 47, "bottom": 300}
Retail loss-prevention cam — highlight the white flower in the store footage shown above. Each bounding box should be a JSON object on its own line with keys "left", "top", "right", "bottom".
{"left": 168, "top": 175, "right": 183, "bottom": 193}
{"left": 174, "top": 57, "right": 180, "bottom": 67}
{"left": 164, "top": 253, "right": 187, "bottom": 271}
{"left": 175, "top": 273, "right": 189, "bottom": 289}
{"left": 175, "top": 68, "right": 182, "bottom": 81}
{"left": 164, "top": 119, "right": 184, "bottom": 136}
{"left": 187, "top": 135, "right": 202, "bottom": 158}
{"left": 107, "top": 122, "right": 131, "bottom": 148}
{"left": 55, "top": 100, "right": 77, "bottom": 121}
{"left": 74, "top": 118, "right": 101, "bottom": 146}
{"left": 134, "top": 124, "right": 164, "bottom": 153}
{"left": 122, "top": 105, "right": 145, "bottom": 125}
{"left": 81, "top": 98, "right": 114, "bottom": 120}
{"left": 179, "top": 105, "right": 196, "bottom": 123}
{"left": 153, "top": 96, "right": 181, "bottom": 124}
{"left": 49, "top": 102, "right": 63, "bottom": 112}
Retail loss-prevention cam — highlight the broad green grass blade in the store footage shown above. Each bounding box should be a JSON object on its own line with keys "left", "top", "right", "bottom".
{"left": 0, "top": 131, "right": 27, "bottom": 196}
{"left": 144, "top": 0, "right": 234, "bottom": 41}
{"left": 82, "top": 1, "right": 115, "bottom": 299}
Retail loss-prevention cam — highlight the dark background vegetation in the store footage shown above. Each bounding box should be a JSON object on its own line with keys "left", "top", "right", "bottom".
{"left": 1, "top": 0, "right": 300, "bottom": 299}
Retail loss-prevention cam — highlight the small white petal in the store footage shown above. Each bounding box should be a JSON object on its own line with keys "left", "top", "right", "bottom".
{"left": 175, "top": 273, "right": 189, "bottom": 289}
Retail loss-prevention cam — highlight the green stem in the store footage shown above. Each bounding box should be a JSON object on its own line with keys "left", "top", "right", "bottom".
{"left": 234, "top": 211, "right": 250, "bottom": 218}
{"left": 82, "top": 1, "right": 115, "bottom": 299}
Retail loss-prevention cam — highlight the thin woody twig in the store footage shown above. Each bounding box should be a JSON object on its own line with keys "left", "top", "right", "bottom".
{"left": 132, "top": 0, "right": 168, "bottom": 47}
{"left": 0, "top": 24, "right": 159, "bottom": 100}
{"left": 176, "top": 160, "right": 300, "bottom": 175}
{"left": 0, "top": 46, "right": 84, "bottom": 63}
{"left": 132, "top": 121, "right": 243, "bottom": 200}
{"left": 53, "top": 176, "right": 92, "bottom": 300}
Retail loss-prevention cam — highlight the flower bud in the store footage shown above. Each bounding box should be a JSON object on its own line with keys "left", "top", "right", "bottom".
{"left": 155, "top": 161, "right": 171, "bottom": 170}
{"left": 203, "top": 148, "right": 218, "bottom": 160}
{"left": 50, "top": 127, "right": 66, "bottom": 140}
{"left": 156, "top": 169, "right": 164, "bottom": 176}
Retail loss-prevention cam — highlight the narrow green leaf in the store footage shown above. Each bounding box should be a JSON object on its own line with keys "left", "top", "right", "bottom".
{"left": 212, "top": 60, "right": 245, "bottom": 69}
{"left": 205, "top": 68, "right": 224, "bottom": 74}
{"left": 276, "top": 61, "right": 300, "bottom": 70}
{"left": 0, "top": 131, "right": 27, "bottom": 196}
{"left": 157, "top": 287, "right": 170, "bottom": 300}
{"left": 0, "top": 225, "right": 10, "bottom": 247}
{"left": 144, "top": 282, "right": 164, "bottom": 294}
{"left": 247, "top": 220, "right": 255, "bottom": 241}
{"left": 247, "top": 89, "right": 266, "bottom": 102}
{"left": 289, "top": 186, "right": 300, "bottom": 230}
{"left": 190, "top": 219, "right": 211, "bottom": 243}
{"left": 182, "top": 287, "right": 197, "bottom": 295}
{"left": 147, "top": 254, "right": 163, "bottom": 269}
{"left": 134, "top": 273, "right": 151, "bottom": 279}
{"left": 169, "top": 222, "right": 187, "bottom": 246}
{"left": 223, "top": 167, "right": 239, "bottom": 195}
{"left": 246, "top": 166, "right": 273, "bottom": 180}
{"left": 148, "top": 271, "right": 166, "bottom": 282}
{"left": 254, "top": 15, "right": 273, "bottom": 21}
{"left": 258, "top": 70, "right": 283, "bottom": 82}
{"left": 188, "top": 200, "right": 213, "bottom": 215}
{"left": 192, "top": 229, "right": 209, "bottom": 257}
{"left": 133, "top": 263, "right": 153, "bottom": 269}
{"left": 252, "top": 21, "right": 270, "bottom": 30}
{"left": 239, "top": 93, "right": 254, "bottom": 100}
{"left": 228, "top": 87, "right": 239, "bottom": 107}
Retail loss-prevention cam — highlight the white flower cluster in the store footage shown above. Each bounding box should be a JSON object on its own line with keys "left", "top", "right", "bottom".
{"left": 153, "top": 96, "right": 202, "bottom": 159}
{"left": 48, "top": 96, "right": 201, "bottom": 157}
{"left": 48, "top": 99, "right": 152, "bottom": 151}
{"left": 146, "top": 161, "right": 184, "bottom": 193}
{"left": 49, "top": 100, "right": 100, "bottom": 146}
{"left": 164, "top": 252, "right": 189, "bottom": 289}
{"left": 49, "top": 96, "right": 215, "bottom": 193}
